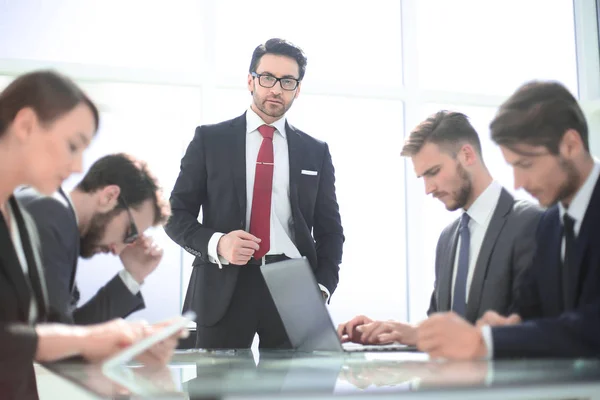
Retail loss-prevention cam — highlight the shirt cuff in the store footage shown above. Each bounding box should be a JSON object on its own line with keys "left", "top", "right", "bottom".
{"left": 318, "top": 284, "right": 330, "bottom": 301}
{"left": 119, "top": 269, "right": 141, "bottom": 295}
{"left": 480, "top": 325, "right": 494, "bottom": 359}
{"left": 207, "top": 232, "right": 229, "bottom": 269}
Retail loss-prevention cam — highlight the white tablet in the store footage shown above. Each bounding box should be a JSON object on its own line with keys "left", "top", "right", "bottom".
{"left": 102, "top": 311, "right": 196, "bottom": 370}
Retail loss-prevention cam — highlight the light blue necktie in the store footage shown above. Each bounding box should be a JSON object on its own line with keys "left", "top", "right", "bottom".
{"left": 452, "top": 212, "right": 470, "bottom": 316}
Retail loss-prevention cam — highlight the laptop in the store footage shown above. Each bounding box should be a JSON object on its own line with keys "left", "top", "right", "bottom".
{"left": 261, "top": 258, "right": 416, "bottom": 353}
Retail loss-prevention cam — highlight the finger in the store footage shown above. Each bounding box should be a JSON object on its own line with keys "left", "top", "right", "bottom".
{"left": 150, "top": 246, "right": 164, "bottom": 258}
{"left": 178, "top": 328, "right": 190, "bottom": 339}
{"left": 377, "top": 332, "right": 401, "bottom": 345}
{"left": 237, "top": 247, "right": 256, "bottom": 257}
{"left": 358, "top": 323, "right": 380, "bottom": 343}
{"left": 346, "top": 317, "right": 368, "bottom": 340}
{"left": 366, "top": 324, "right": 393, "bottom": 343}
{"left": 340, "top": 335, "right": 350, "bottom": 343}
{"left": 507, "top": 314, "right": 521, "bottom": 324}
{"left": 234, "top": 231, "right": 261, "bottom": 242}
{"left": 337, "top": 323, "right": 346, "bottom": 338}
{"left": 238, "top": 239, "right": 260, "bottom": 251}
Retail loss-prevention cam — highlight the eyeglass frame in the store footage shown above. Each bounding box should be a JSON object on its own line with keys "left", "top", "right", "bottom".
{"left": 251, "top": 72, "right": 300, "bottom": 91}
{"left": 118, "top": 196, "right": 139, "bottom": 244}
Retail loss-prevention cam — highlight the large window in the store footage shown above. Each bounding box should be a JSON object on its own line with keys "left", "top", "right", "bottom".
{"left": 1, "top": 0, "right": 598, "bottom": 327}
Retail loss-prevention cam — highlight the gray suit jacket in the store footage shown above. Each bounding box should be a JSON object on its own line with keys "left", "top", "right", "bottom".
{"left": 16, "top": 187, "right": 145, "bottom": 325}
{"left": 427, "top": 188, "right": 542, "bottom": 323}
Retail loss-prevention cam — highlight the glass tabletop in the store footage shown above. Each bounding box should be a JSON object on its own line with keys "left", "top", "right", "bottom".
{"left": 48, "top": 349, "right": 600, "bottom": 399}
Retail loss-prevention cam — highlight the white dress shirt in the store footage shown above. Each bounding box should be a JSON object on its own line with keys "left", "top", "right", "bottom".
{"left": 482, "top": 159, "right": 600, "bottom": 358}
{"left": 451, "top": 181, "right": 503, "bottom": 304}
{"left": 60, "top": 190, "right": 141, "bottom": 295}
{"left": 8, "top": 203, "right": 38, "bottom": 324}
{"left": 207, "top": 107, "right": 329, "bottom": 298}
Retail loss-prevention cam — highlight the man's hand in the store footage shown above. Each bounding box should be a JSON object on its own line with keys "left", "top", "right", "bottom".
{"left": 417, "top": 312, "right": 487, "bottom": 360}
{"left": 337, "top": 315, "right": 373, "bottom": 344}
{"left": 120, "top": 235, "right": 163, "bottom": 284}
{"left": 357, "top": 321, "right": 418, "bottom": 346}
{"left": 78, "top": 319, "right": 147, "bottom": 363}
{"left": 217, "top": 230, "right": 261, "bottom": 265}
{"left": 476, "top": 311, "right": 521, "bottom": 328}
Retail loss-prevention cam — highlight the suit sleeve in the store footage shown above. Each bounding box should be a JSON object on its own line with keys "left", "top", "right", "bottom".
{"left": 165, "top": 126, "right": 216, "bottom": 260}
{"left": 73, "top": 274, "right": 144, "bottom": 325}
{"left": 509, "top": 207, "right": 542, "bottom": 316}
{"left": 492, "top": 299, "right": 600, "bottom": 358}
{"left": 312, "top": 143, "right": 344, "bottom": 295}
{"left": 0, "top": 323, "right": 37, "bottom": 365}
{"left": 24, "top": 198, "right": 79, "bottom": 322}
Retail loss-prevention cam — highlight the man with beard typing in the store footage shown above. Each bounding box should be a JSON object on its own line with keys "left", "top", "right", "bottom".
{"left": 17, "top": 153, "right": 170, "bottom": 324}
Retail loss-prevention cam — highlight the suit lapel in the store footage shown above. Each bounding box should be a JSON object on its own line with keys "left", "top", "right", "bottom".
{"left": 567, "top": 176, "right": 600, "bottom": 308}
{"left": 230, "top": 114, "right": 248, "bottom": 223}
{"left": 10, "top": 198, "right": 49, "bottom": 321}
{"left": 0, "top": 199, "right": 35, "bottom": 321}
{"left": 544, "top": 207, "right": 565, "bottom": 312}
{"left": 438, "top": 221, "right": 459, "bottom": 312}
{"left": 465, "top": 189, "right": 513, "bottom": 322}
{"left": 286, "top": 122, "right": 302, "bottom": 216}
{"left": 58, "top": 188, "right": 80, "bottom": 292}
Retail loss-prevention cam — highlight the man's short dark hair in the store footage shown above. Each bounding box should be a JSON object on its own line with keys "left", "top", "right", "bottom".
{"left": 490, "top": 81, "right": 588, "bottom": 154}
{"left": 249, "top": 38, "right": 308, "bottom": 81}
{"left": 401, "top": 111, "right": 483, "bottom": 158}
{"left": 76, "top": 153, "right": 170, "bottom": 225}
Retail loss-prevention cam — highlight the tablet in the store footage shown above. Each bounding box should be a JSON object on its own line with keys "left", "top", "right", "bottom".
{"left": 102, "top": 311, "right": 196, "bottom": 369}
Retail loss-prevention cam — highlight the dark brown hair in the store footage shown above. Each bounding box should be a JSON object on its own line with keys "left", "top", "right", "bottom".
{"left": 490, "top": 81, "right": 588, "bottom": 154}
{"left": 76, "top": 153, "right": 170, "bottom": 226}
{"left": 0, "top": 70, "right": 99, "bottom": 137}
{"left": 249, "top": 38, "right": 308, "bottom": 80}
{"left": 401, "top": 110, "right": 482, "bottom": 157}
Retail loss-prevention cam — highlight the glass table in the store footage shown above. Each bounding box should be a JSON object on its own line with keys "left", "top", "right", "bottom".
{"left": 47, "top": 349, "right": 600, "bottom": 399}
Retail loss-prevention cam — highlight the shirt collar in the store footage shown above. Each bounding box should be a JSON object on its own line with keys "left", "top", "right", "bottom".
{"left": 246, "top": 107, "right": 287, "bottom": 139}
{"left": 56, "top": 188, "right": 79, "bottom": 226}
{"left": 464, "top": 180, "right": 503, "bottom": 226}
{"left": 558, "top": 159, "right": 600, "bottom": 225}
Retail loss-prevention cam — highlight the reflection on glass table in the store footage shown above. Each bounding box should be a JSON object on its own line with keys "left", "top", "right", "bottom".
{"left": 47, "top": 350, "right": 600, "bottom": 399}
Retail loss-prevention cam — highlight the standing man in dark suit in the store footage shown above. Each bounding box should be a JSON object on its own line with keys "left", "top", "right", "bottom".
{"left": 166, "top": 38, "right": 344, "bottom": 349}
{"left": 417, "top": 81, "right": 600, "bottom": 359}
{"left": 17, "top": 153, "right": 170, "bottom": 325}
{"left": 338, "top": 111, "right": 541, "bottom": 346}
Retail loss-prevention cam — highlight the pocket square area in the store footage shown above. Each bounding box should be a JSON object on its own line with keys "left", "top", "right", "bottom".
{"left": 301, "top": 169, "right": 318, "bottom": 176}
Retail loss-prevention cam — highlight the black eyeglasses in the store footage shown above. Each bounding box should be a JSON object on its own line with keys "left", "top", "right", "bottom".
{"left": 251, "top": 72, "right": 300, "bottom": 91}
{"left": 118, "top": 196, "right": 139, "bottom": 244}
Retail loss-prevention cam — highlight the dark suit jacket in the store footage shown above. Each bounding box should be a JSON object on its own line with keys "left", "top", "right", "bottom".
{"left": 428, "top": 188, "right": 542, "bottom": 323}
{"left": 492, "top": 177, "right": 600, "bottom": 358}
{"left": 0, "top": 196, "right": 49, "bottom": 398}
{"left": 166, "top": 113, "right": 344, "bottom": 326}
{"left": 16, "top": 188, "right": 145, "bottom": 325}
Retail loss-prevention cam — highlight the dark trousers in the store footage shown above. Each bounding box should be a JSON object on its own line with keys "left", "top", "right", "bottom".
{"left": 195, "top": 259, "right": 291, "bottom": 350}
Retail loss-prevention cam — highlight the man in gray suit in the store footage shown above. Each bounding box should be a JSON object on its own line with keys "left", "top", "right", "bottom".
{"left": 17, "top": 153, "right": 170, "bottom": 324}
{"left": 338, "top": 111, "right": 542, "bottom": 346}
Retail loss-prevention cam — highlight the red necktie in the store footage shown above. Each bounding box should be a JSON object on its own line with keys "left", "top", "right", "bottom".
{"left": 250, "top": 125, "right": 275, "bottom": 259}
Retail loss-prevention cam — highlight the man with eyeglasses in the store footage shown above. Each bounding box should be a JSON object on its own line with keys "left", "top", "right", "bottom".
{"left": 166, "top": 38, "right": 344, "bottom": 349}
{"left": 17, "top": 153, "right": 171, "bottom": 324}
